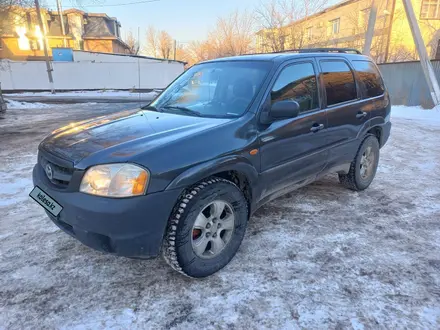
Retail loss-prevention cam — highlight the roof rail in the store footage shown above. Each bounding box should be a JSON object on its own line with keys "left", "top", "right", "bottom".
{"left": 296, "top": 48, "right": 362, "bottom": 54}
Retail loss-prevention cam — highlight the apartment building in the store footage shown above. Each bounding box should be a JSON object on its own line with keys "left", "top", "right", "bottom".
{"left": 256, "top": 0, "right": 440, "bottom": 62}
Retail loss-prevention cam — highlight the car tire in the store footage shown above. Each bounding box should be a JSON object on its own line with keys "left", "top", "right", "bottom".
{"left": 162, "top": 177, "right": 248, "bottom": 278}
{"left": 338, "top": 134, "right": 380, "bottom": 191}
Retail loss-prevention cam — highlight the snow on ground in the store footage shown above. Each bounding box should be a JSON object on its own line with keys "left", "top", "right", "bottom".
{"left": 5, "top": 99, "right": 55, "bottom": 109}
{"left": 4, "top": 90, "right": 160, "bottom": 104}
{"left": 0, "top": 105, "right": 439, "bottom": 329}
{"left": 392, "top": 105, "right": 440, "bottom": 122}
{"left": 6, "top": 89, "right": 161, "bottom": 98}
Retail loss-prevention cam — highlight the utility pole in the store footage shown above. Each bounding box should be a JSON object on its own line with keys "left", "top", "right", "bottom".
{"left": 363, "top": 0, "right": 378, "bottom": 55}
{"left": 56, "top": 0, "right": 67, "bottom": 47}
{"left": 35, "top": 0, "right": 55, "bottom": 94}
{"left": 173, "top": 39, "right": 177, "bottom": 60}
{"left": 384, "top": 0, "right": 397, "bottom": 62}
{"left": 402, "top": 0, "right": 440, "bottom": 105}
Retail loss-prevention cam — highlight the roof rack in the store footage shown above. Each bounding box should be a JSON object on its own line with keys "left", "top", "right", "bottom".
{"left": 296, "top": 48, "right": 362, "bottom": 54}
{"left": 237, "top": 47, "right": 362, "bottom": 57}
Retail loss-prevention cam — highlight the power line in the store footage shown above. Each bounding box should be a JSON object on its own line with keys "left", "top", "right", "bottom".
{"left": 64, "top": 0, "right": 160, "bottom": 8}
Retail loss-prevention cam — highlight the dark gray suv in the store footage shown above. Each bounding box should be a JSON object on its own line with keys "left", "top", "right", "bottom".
{"left": 30, "top": 48, "right": 391, "bottom": 278}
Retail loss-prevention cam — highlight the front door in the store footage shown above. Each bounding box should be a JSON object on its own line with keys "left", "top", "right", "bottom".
{"left": 258, "top": 60, "right": 329, "bottom": 200}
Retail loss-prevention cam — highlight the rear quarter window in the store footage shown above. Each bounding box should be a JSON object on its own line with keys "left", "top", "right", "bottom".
{"left": 352, "top": 60, "right": 385, "bottom": 98}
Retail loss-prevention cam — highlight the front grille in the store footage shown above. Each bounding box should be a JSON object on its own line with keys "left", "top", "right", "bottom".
{"left": 38, "top": 151, "right": 74, "bottom": 189}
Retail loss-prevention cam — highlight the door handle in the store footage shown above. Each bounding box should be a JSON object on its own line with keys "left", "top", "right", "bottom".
{"left": 310, "top": 123, "right": 324, "bottom": 133}
{"left": 356, "top": 111, "right": 367, "bottom": 119}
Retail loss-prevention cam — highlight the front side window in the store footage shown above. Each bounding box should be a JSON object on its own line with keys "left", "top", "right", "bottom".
{"left": 421, "top": 0, "right": 440, "bottom": 19}
{"left": 150, "top": 61, "right": 272, "bottom": 118}
{"left": 320, "top": 60, "right": 357, "bottom": 106}
{"left": 352, "top": 60, "right": 385, "bottom": 98}
{"left": 271, "top": 62, "right": 319, "bottom": 113}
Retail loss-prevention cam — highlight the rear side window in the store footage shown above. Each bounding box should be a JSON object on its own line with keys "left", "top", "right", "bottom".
{"left": 271, "top": 62, "right": 319, "bottom": 113}
{"left": 320, "top": 60, "right": 357, "bottom": 106}
{"left": 352, "top": 60, "right": 385, "bottom": 98}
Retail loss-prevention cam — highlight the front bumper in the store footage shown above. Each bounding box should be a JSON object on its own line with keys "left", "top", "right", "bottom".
{"left": 33, "top": 164, "right": 181, "bottom": 258}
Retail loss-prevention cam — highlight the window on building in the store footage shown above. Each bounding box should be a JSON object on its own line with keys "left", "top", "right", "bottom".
{"left": 352, "top": 61, "right": 385, "bottom": 98}
{"left": 306, "top": 27, "right": 313, "bottom": 40}
{"left": 329, "top": 18, "right": 340, "bottom": 35}
{"left": 421, "top": 0, "right": 440, "bottom": 19}
{"left": 271, "top": 62, "right": 319, "bottom": 113}
{"left": 320, "top": 60, "right": 357, "bottom": 106}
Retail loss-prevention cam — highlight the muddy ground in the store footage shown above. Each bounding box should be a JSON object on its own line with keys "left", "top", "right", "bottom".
{"left": 0, "top": 104, "right": 439, "bottom": 329}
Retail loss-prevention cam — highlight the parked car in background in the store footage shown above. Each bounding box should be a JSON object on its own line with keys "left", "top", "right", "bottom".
{"left": 30, "top": 48, "right": 391, "bottom": 278}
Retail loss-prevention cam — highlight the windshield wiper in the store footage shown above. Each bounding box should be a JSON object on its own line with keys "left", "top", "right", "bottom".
{"left": 162, "top": 105, "right": 202, "bottom": 117}
{"left": 141, "top": 105, "right": 162, "bottom": 112}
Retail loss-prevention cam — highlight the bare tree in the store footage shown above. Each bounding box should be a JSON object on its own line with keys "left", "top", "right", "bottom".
{"left": 145, "top": 25, "right": 159, "bottom": 57}
{"left": 124, "top": 31, "right": 140, "bottom": 55}
{"left": 208, "top": 10, "right": 255, "bottom": 58}
{"left": 0, "top": 0, "right": 34, "bottom": 35}
{"left": 158, "top": 30, "right": 173, "bottom": 59}
{"left": 255, "top": 0, "right": 330, "bottom": 52}
{"left": 144, "top": 26, "right": 174, "bottom": 59}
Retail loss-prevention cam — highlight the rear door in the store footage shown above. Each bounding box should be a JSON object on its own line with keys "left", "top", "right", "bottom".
{"left": 319, "top": 58, "right": 370, "bottom": 168}
{"left": 258, "top": 60, "right": 329, "bottom": 199}
{"left": 351, "top": 60, "right": 388, "bottom": 126}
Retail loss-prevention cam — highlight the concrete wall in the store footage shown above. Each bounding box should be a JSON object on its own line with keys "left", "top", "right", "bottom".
{"left": 0, "top": 58, "right": 184, "bottom": 91}
{"left": 378, "top": 60, "right": 440, "bottom": 109}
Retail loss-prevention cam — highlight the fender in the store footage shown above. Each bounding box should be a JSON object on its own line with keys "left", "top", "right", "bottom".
{"left": 356, "top": 116, "right": 385, "bottom": 140}
{"left": 165, "top": 155, "right": 259, "bottom": 192}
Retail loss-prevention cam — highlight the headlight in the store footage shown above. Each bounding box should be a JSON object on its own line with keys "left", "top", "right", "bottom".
{"left": 80, "top": 164, "right": 149, "bottom": 197}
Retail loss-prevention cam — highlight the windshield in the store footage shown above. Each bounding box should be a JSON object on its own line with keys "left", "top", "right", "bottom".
{"left": 149, "top": 61, "right": 272, "bottom": 118}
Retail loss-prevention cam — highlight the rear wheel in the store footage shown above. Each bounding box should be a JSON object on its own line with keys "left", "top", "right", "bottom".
{"left": 339, "top": 135, "right": 380, "bottom": 191}
{"left": 162, "top": 178, "right": 248, "bottom": 278}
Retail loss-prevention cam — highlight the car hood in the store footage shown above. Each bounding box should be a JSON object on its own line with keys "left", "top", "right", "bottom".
{"left": 40, "top": 108, "right": 231, "bottom": 165}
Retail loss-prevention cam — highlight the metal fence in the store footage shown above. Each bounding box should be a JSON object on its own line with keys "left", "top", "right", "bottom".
{"left": 378, "top": 60, "right": 440, "bottom": 109}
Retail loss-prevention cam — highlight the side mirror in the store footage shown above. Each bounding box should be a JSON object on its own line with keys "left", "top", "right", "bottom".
{"left": 270, "top": 100, "right": 300, "bottom": 120}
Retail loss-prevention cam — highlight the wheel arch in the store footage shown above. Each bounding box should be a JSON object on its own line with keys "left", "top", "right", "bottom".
{"left": 357, "top": 116, "right": 386, "bottom": 147}
{"left": 165, "top": 156, "right": 259, "bottom": 212}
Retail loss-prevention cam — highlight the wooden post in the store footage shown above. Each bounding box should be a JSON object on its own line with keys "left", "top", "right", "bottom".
{"left": 35, "top": 0, "right": 55, "bottom": 94}
{"left": 363, "top": 0, "right": 378, "bottom": 55}
{"left": 402, "top": 0, "right": 440, "bottom": 105}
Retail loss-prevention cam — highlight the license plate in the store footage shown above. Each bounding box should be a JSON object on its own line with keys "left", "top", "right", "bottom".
{"left": 29, "top": 186, "right": 63, "bottom": 217}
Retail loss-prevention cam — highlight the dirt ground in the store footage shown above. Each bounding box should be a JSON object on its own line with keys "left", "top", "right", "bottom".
{"left": 0, "top": 104, "right": 439, "bottom": 329}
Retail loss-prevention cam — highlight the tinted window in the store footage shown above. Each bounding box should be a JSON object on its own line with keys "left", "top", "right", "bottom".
{"left": 271, "top": 62, "right": 319, "bottom": 112}
{"left": 352, "top": 60, "right": 385, "bottom": 98}
{"left": 321, "top": 60, "right": 357, "bottom": 106}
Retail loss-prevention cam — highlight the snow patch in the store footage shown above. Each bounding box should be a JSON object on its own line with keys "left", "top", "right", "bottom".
{"left": 6, "top": 90, "right": 159, "bottom": 99}
{"left": 5, "top": 99, "right": 52, "bottom": 109}
{"left": 391, "top": 105, "right": 440, "bottom": 122}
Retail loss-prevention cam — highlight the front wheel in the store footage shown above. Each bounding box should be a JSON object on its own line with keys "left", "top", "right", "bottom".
{"left": 162, "top": 178, "right": 248, "bottom": 278}
{"left": 339, "top": 135, "right": 380, "bottom": 191}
